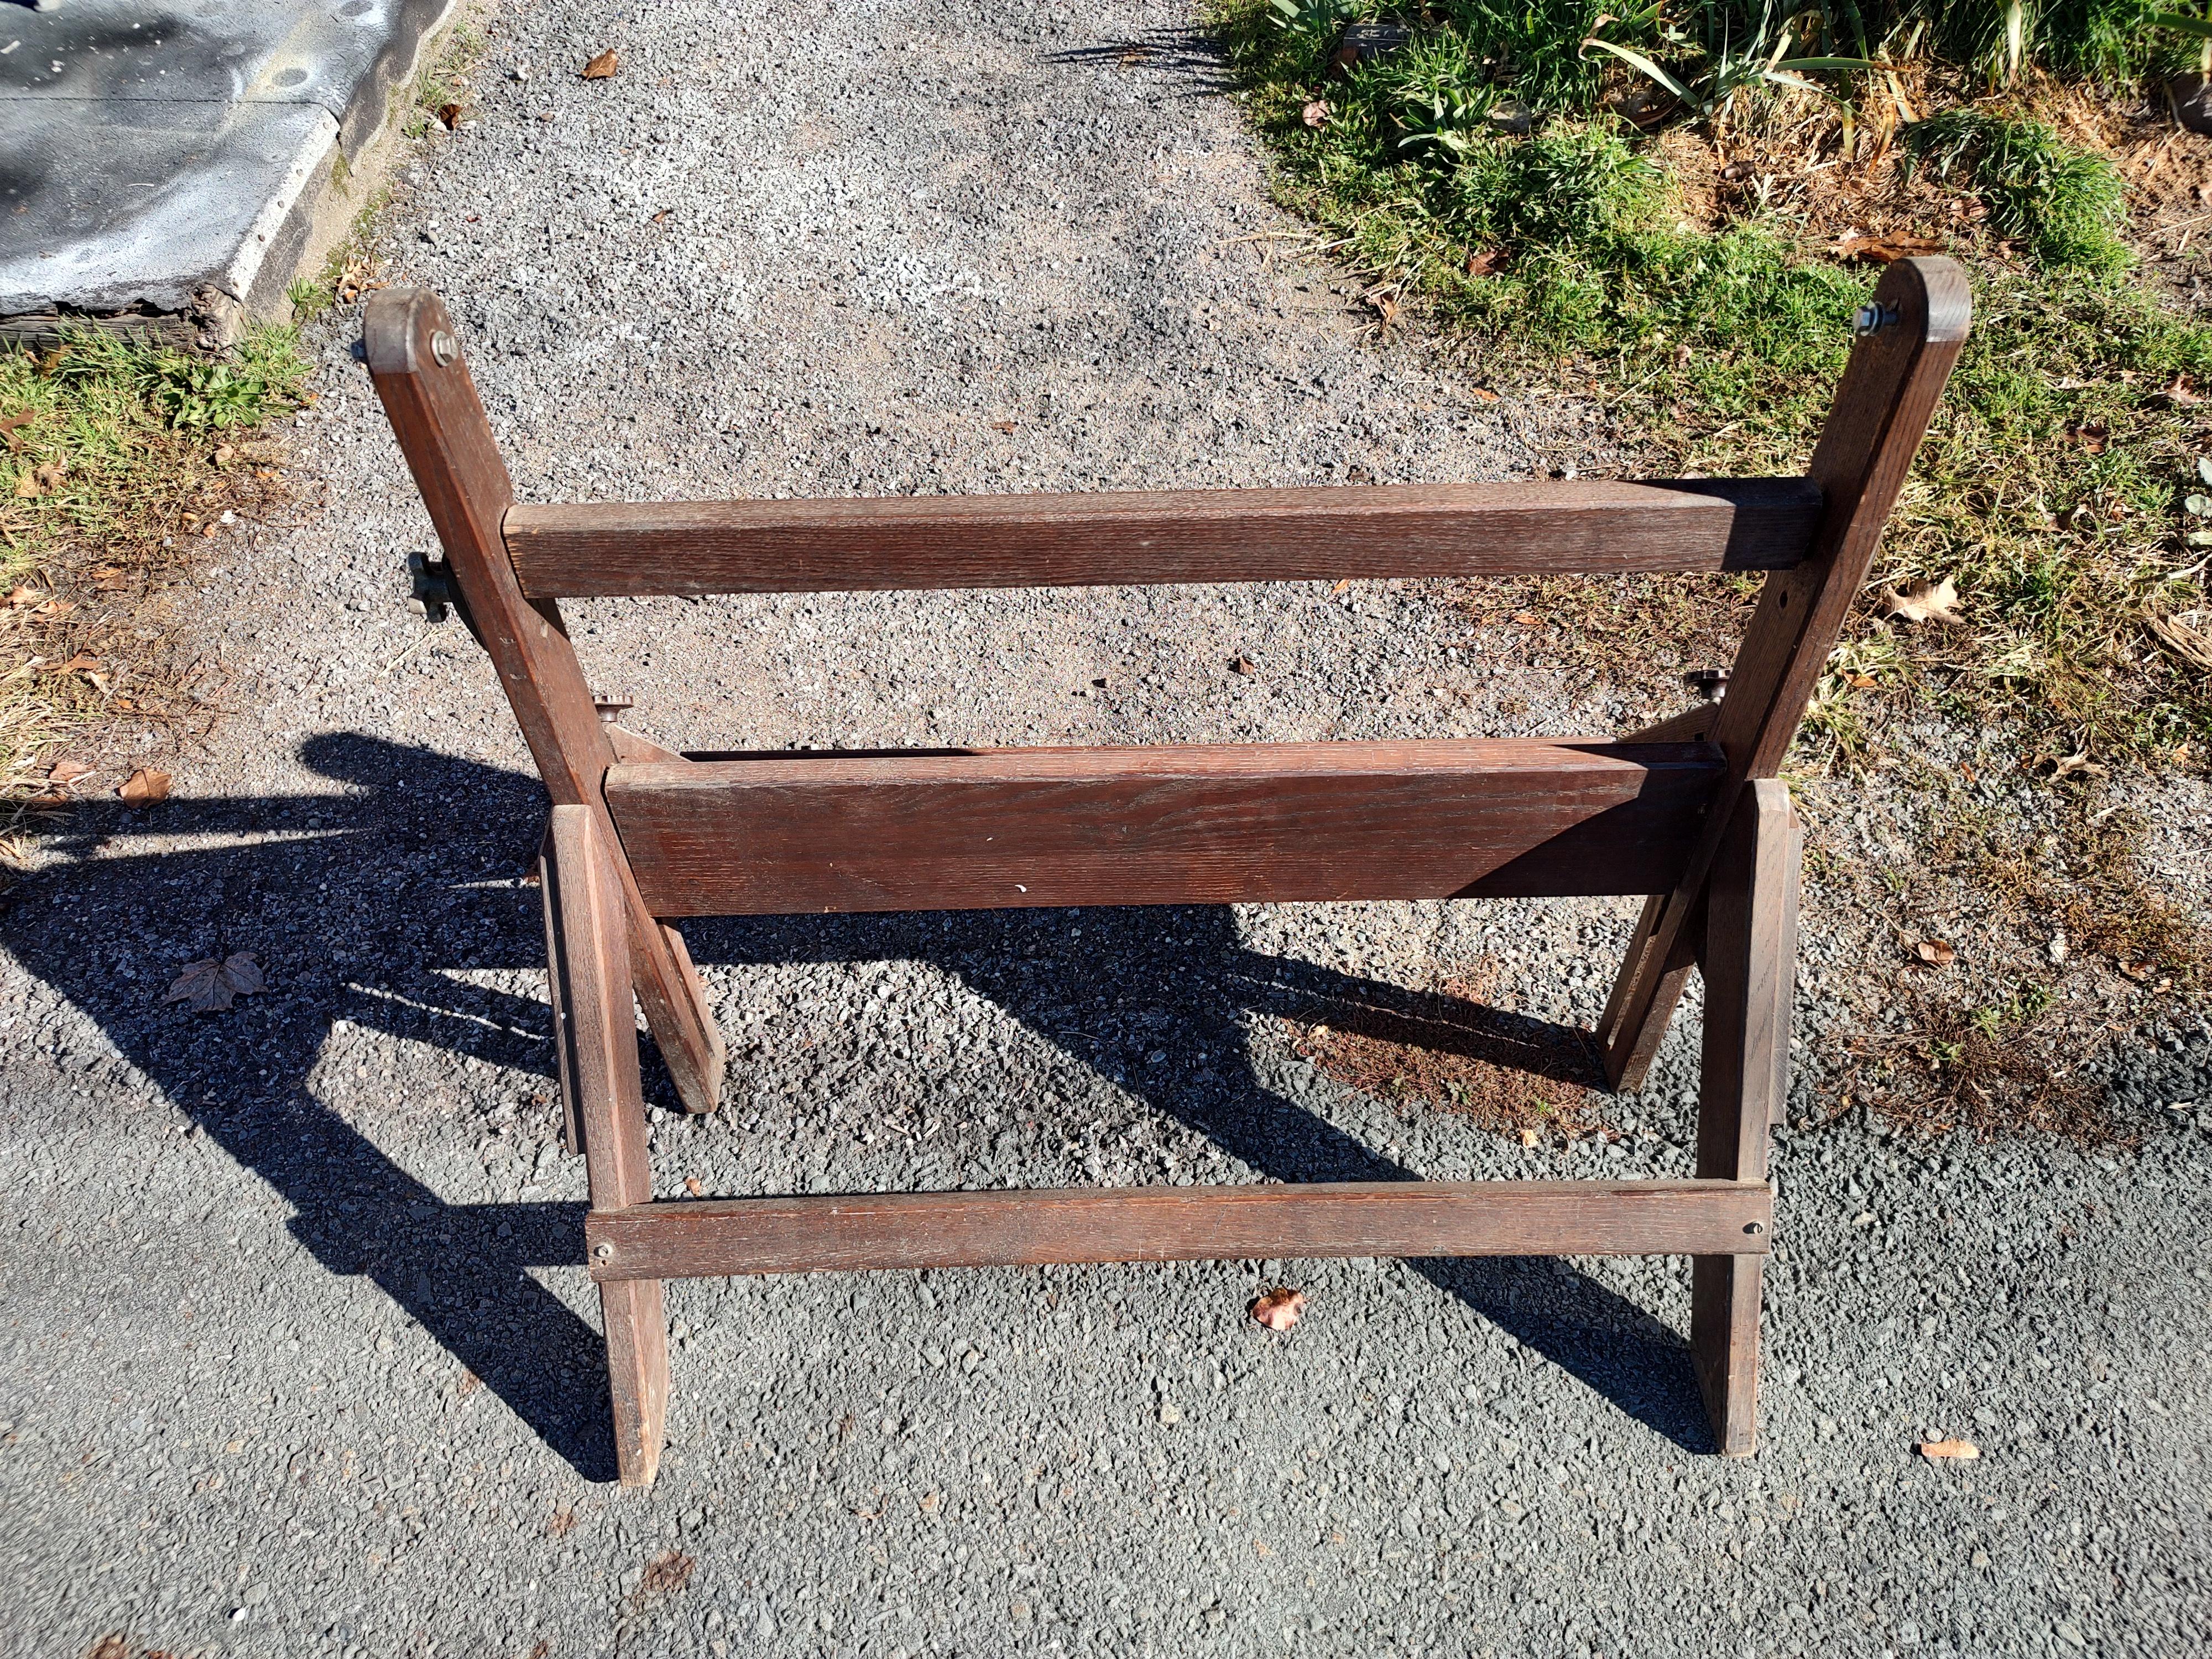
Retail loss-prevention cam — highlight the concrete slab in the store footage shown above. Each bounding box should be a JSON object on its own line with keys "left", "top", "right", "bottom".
{"left": 0, "top": 0, "right": 456, "bottom": 342}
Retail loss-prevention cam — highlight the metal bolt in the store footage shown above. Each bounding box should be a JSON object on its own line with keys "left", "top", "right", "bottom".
{"left": 593, "top": 1241, "right": 614, "bottom": 1260}
{"left": 430, "top": 329, "right": 460, "bottom": 367}
{"left": 593, "top": 696, "right": 633, "bottom": 724}
{"left": 1744, "top": 1220, "right": 1767, "bottom": 1237}
{"left": 1686, "top": 667, "right": 1729, "bottom": 703}
{"left": 1852, "top": 302, "right": 1897, "bottom": 338}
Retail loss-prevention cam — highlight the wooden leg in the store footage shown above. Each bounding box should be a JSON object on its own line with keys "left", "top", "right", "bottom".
{"left": 546, "top": 804, "right": 667, "bottom": 1486}
{"left": 537, "top": 827, "right": 582, "bottom": 1157}
{"left": 1599, "top": 890, "right": 1703, "bottom": 1091}
{"left": 638, "top": 914, "right": 724, "bottom": 1117}
{"left": 1690, "top": 778, "right": 1799, "bottom": 1455}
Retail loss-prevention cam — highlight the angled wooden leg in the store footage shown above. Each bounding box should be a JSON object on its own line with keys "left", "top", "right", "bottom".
{"left": 1599, "top": 891, "right": 1703, "bottom": 1091}
{"left": 1691, "top": 778, "right": 1799, "bottom": 1455}
{"left": 545, "top": 804, "right": 667, "bottom": 1486}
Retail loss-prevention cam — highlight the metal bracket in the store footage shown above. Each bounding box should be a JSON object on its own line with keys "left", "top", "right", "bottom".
{"left": 407, "top": 551, "right": 457, "bottom": 623}
{"left": 1686, "top": 668, "right": 1730, "bottom": 703}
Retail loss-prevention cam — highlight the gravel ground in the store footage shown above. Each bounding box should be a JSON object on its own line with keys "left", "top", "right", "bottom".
{"left": 3, "top": 2, "right": 2210, "bottom": 1656}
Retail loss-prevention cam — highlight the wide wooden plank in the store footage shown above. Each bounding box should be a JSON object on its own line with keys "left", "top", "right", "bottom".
{"left": 586, "top": 1179, "right": 1772, "bottom": 1280}
{"left": 503, "top": 477, "right": 1823, "bottom": 597}
{"left": 603, "top": 738, "right": 1723, "bottom": 916}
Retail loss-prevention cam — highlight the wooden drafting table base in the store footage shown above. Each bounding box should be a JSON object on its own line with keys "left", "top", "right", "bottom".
{"left": 363, "top": 258, "right": 1965, "bottom": 1485}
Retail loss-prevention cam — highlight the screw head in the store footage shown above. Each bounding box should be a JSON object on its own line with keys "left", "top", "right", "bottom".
{"left": 430, "top": 328, "right": 459, "bottom": 367}
{"left": 1744, "top": 1220, "right": 1767, "bottom": 1237}
{"left": 593, "top": 1241, "right": 614, "bottom": 1260}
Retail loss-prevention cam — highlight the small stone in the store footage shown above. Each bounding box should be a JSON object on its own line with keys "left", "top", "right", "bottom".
{"left": 1158, "top": 1402, "right": 1182, "bottom": 1426}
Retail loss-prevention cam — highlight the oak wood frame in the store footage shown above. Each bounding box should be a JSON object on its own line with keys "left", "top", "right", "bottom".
{"left": 364, "top": 258, "right": 1965, "bottom": 1485}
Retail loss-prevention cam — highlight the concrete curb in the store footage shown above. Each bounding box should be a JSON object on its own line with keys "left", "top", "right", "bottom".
{"left": 0, "top": 0, "right": 461, "bottom": 349}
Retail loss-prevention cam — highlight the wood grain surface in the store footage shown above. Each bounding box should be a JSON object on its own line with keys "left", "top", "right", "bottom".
{"left": 586, "top": 1178, "right": 1775, "bottom": 1280}
{"left": 502, "top": 477, "right": 1823, "bottom": 597}
{"left": 601, "top": 739, "right": 1725, "bottom": 916}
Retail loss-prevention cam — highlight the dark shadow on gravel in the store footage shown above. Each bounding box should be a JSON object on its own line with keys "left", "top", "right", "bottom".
{"left": 1040, "top": 29, "right": 1238, "bottom": 98}
{"left": 3, "top": 732, "right": 1710, "bottom": 1470}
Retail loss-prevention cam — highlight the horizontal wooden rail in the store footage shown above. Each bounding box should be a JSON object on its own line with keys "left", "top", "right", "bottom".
{"left": 503, "top": 477, "right": 1823, "bottom": 597}
{"left": 585, "top": 1179, "right": 1773, "bottom": 1280}
{"left": 603, "top": 738, "right": 1724, "bottom": 916}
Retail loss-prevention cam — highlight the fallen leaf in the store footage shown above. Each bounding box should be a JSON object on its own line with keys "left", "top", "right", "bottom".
{"left": 1250, "top": 1286, "right": 1307, "bottom": 1332}
{"left": 684, "top": 1175, "right": 703, "bottom": 1197}
{"left": 651, "top": 209, "right": 672, "bottom": 223}
{"left": 1918, "top": 1437, "right": 1980, "bottom": 1460}
{"left": 1229, "top": 654, "right": 1256, "bottom": 675}
{"left": 582, "top": 48, "right": 619, "bottom": 79}
{"left": 1510, "top": 611, "right": 1542, "bottom": 626}
{"left": 1302, "top": 100, "right": 1332, "bottom": 128}
{"left": 1465, "top": 248, "right": 1504, "bottom": 277}
{"left": 33, "top": 460, "right": 65, "bottom": 491}
{"left": 1468, "top": 386, "right": 1500, "bottom": 401}
{"left": 640, "top": 1551, "right": 695, "bottom": 1594}
{"left": 45, "top": 759, "right": 92, "bottom": 785}
{"left": 2047, "top": 749, "right": 2106, "bottom": 781}
{"left": 7, "top": 585, "right": 40, "bottom": 607}
{"left": 1914, "top": 939, "right": 1957, "bottom": 967}
{"left": 990, "top": 419, "right": 1017, "bottom": 434}
{"left": 117, "top": 768, "right": 170, "bottom": 806}
{"left": 1878, "top": 575, "right": 1962, "bottom": 625}
{"left": 1519, "top": 1127, "right": 1541, "bottom": 1147}
{"left": 11, "top": 471, "right": 36, "bottom": 498}
{"left": 437, "top": 102, "right": 465, "bottom": 129}
{"left": 212, "top": 443, "right": 235, "bottom": 467}
{"left": 2145, "top": 608, "right": 2212, "bottom": 673}
{"left": 164, "top": 952, "right": 264, "bottom": 1013}
{"left": 2066, "top": 420, "right": 2109, "bottom": 455}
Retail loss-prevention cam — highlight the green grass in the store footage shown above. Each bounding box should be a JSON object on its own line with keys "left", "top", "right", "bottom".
{"left": 1, "top": 326, "right": 310, "bottom": 786}
{"left": 1220, "top": 0, "right": 2212, "bottom": 771}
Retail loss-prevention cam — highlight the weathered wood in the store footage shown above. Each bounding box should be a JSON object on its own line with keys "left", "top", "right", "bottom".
{"left": 1690, "top": 780, "right": 1799, "bottom": 1456}
{"left": 502, "top": 477, "right": 1824, "bottom": 597}
{"left": 603, "top": 739, "right": 1725, "bottom": 917}
{"left": 585, "top": 1179, "right": 1773, "bottom": 1281}
{"left": 363, "top": 289, "right": 726, "bottom": 1117}
{"left": 1619, "top": 705, "right": 1719, "bottom": 745}
{"left": 606, "top": 724, "right": 687, "bottom": 765}
{"left": 535, "top": 828, "right": 582, "bottom": 1157}
{"left": 1601, "top": 258, "right": 1968, "bottom": 1089}
{"left": 545, "top": 806, "right": 667, "bottom": 1486}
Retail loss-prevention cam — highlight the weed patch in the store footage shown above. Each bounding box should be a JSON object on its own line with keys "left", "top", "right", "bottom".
{"left": 1, "top": 328, "right": 309, "bottom": 796}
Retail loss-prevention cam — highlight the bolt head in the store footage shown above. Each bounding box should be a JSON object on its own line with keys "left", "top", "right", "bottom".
{"left": 1851, "top": 301, "right": 1897, "bottom": 338}
{"left": 593, "top": 1241, "right": 614, "bottom": 1260}
{"left": 1744, "top": 1220, "right": 1767, "bottom": 1236}
{"left": 430, "top": 329, "right": 459, "bottom": 367}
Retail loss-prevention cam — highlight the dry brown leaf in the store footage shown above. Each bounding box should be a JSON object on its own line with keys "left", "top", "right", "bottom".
{"left": 1468, "top": 386, "right": 1500, "bottom": 402}
{"left": 2048, "top": 748, "right": 2107, "bottom": 780}
{"left": 1510, "top": 611, "right": 1542, "bottom": 626}
{"left": 2065, "top": 420, "right": 2109, "bottom": 455}
{"left": 6, "top": 585, "right": 39, "bottom": 607}
{"left": 437, "top": 102, "right": 465, "bottom": 129}
{"left": 117, "top": 768, "right": 170, "bottom": 806}
{"left": 11, "top": 471, "right": 35, "bottom": 499}
{"left": 164, "top": 952, "right": 264, "bottom": 1013}
{"left": 1301, "top": 100, "right": 1332, "bottom": 128}
{"left": 1465, "top": 248, "right": 1504, "bottom": 277}
{"left": 684, "top": 1175, "right": 703, "bottom": 1197}
{"left": 1879, "top": 575, "right": 1962, "bottom": 625}
{"left": 1917, "top": 1437, "right": 1980, "bottom": 1460}
{"left": 1329, "top": 578, "right": 1351, "bottom": 596}
{"left": 1914, "top": 939, "right": 1957, "bottom": 967}
{"left": 45, "top": 759, "right": 92, "bottom": 786}
{"left": 582, "top": 48, "right": 619, "bottom": 79}
{"left": 1519, "top": 1127, "right": 1541, "bottom": 1147}
{"left": 1250, "top": 1287, "right": 1307, "bottom": 1332}
{"left": 1229, "top": 654, "right": 1256, "bottom": 675}
{"left": 989, "top": 419, "right": 1017, "bottom": 434}
{"left": 32, "top": 460, "right": 65, "bottom": 491}
{"left": 2145, "top": 608, "right": 2212, "bottom": 673}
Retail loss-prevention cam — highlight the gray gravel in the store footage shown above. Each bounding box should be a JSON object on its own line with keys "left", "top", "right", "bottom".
{"left": 3, "top": 1, "right": 2209, "bottom": 1656}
